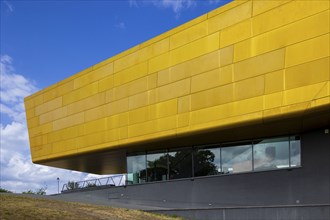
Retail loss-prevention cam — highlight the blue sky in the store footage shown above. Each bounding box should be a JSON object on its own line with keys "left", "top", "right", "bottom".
{"left": 0, "top": 0, "right": 232, "bottom": 194}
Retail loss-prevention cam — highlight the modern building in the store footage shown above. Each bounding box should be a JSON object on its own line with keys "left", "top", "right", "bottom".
{"left": 25, "top": 0, "right": 329, "bottom": 219}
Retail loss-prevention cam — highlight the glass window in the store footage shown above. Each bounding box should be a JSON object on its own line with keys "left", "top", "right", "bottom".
{"left": 127, "top": 154, "right": 146, "bottom": 184}
{"left": 253, "top": 137, "right": 289, "bottom": 171}
{"left": 290, "top": 136, "right": 301, "bottom": 167}
{"left": 168, "top": 148, "right": 192, "bottom": 180}
{"left": 125, "top": 135, "right": 302, "bottom": 184}
{"left": 194, "top": 146, "right": 221, "bottom": 177}
{"left": 222, "top": 143, "right": 252, "bottom": 174}
{"left": 147, "top": 151, "right": 168, "bottom": 182}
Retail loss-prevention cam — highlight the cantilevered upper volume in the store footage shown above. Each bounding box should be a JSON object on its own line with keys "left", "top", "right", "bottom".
{"left": 25, "top": 0, "right": 330, "bottom": 174}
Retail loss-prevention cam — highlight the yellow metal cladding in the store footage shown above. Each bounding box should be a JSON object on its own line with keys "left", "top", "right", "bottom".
{"left": 25, "top": 0, "right": 330, "bottom": 167}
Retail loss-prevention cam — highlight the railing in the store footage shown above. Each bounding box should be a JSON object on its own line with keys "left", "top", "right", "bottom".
{"left": 61, "top": 174, "right": 126, "bottom": 192}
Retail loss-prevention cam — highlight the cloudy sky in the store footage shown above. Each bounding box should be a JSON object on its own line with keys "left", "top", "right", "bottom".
{"left": 0, "top": 0, "right": 231, "bottom": 194}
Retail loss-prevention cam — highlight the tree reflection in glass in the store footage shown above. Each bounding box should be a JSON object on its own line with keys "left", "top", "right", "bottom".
{"left": 147, "top": 152, "right": 168, "bottom": 182}
{"left": 194, "top": 147, "right": 220, "bottom": 177}
{"left": 168, "top": 149, "right": 192, "bottom": 180}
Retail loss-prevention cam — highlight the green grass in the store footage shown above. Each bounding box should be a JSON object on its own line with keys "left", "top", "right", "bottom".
{"left": 0, "top": 193, "right": 182, "bottom": 220}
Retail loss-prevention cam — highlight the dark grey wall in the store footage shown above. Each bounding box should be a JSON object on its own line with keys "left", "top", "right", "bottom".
{"left": 152, "top": 205, "right": 330, "bottom": 220}
{"left": 53, "top": 129, "right": 330, "bottom": 219}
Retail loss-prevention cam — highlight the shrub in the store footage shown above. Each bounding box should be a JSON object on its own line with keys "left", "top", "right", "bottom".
{"left": 0, "top": 188, "right": 12, "bottom": 193}
{"left": 22, "top": 190, "right": 34, "bottom": 194}
{"left": 22, "top": 186, "right": 47, "bottom": 195}
{"left": 35, "top": 187, "right": 47, "bottom": 195}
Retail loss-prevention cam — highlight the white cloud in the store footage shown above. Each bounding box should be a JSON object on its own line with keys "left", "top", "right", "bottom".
{"left": 156, "top": 0, "right": 196, "bottom": 16}
{"left": 0, "top": 148, "right": 88, "bottom": 193}
{"left": 209, "top": 0, "right": 221, "bottom": 4}
{"left": 2, "top": 1, "right": 14, "bottom": 13}
{"left": 0, "top": 55, "right": 109, "bottom": 194}
{"left": 129, "top": 0, "right": 197, "bottom": 18}
{"left": 115, "top": 21, "right": 126, "bottom": 30}
{"left": 0, "top": 122, "right": 29, "bottom": 155}
{"left": 128, "top": 0, "right": 138, "bottom": 8}
{"left": 0, "top": 55, "right": 37, "bottom": 123}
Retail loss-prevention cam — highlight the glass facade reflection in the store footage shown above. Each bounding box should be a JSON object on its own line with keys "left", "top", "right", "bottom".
{"left": 222, "top": 143, "right": 252, "bottom": 174}
{"left": 169, "top": 149, "right": 192, "bottom": 180}
{"left": 253, "top": 137, "right": 290, "bottom": 171}
{"left": 290, "top": 136, "right": 301, "bottom": 167}
{"left": 194, "top": 147, "right": 221, "bottom": 177}
{"left": 147, "top": 151, "right": 168, "bottom": 182}
{"left": 126, "top": 136, "right": 301, "bottom": 184}
{"left": 127, "top": 154, "right": 146, "bottom": 184}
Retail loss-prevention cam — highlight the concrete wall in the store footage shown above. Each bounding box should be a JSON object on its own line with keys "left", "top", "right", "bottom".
{"left": 53, "top": 129, "right": 330, "bottom": 219}
{"left": 152, "top": 205, "right": 330, "bottom": 220}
